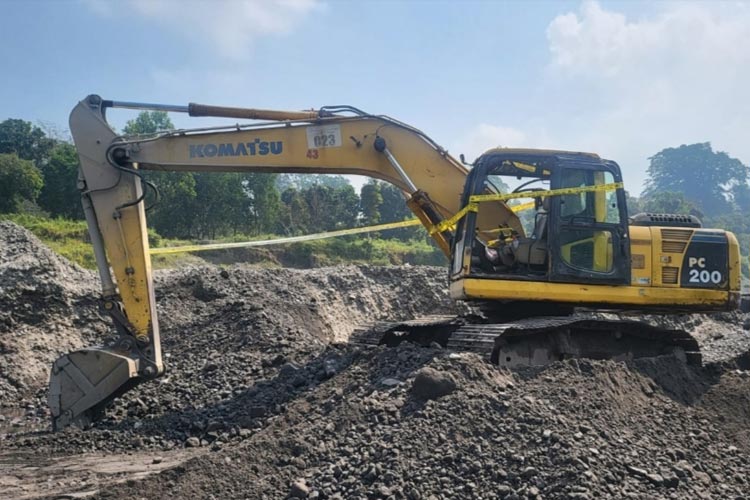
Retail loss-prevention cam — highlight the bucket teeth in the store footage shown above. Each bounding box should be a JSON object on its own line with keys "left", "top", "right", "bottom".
{"left": 48, "top": 347, "right": 141, "bottom": 430}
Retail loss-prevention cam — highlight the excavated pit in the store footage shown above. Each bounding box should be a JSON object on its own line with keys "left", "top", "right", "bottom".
{"left": 1, "top": 221, "right": 750, "bottom": 500}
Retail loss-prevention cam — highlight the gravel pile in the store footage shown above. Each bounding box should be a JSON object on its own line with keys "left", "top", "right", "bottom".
{"left": 5, "top": 260, "right": 459, "bottom": 450}
{"left": 658, "top": 312, "right": 750, "bottom": 364}
{"left": 87, "top": 347, "right": 750, "bottom": 500}
{"left": 2, "top": 221, "right": 750, "bottom": 500}
{"left": 594, "top": 311, "right": 750, "bottom": 364}
{"left": 0, "top": 222, "right": 107, "bottom": 404}
{"left": 0, "top": 222, "right": 457, "bottom": 441}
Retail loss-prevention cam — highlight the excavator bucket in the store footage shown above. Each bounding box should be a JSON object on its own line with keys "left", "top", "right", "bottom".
{"left": 48, "top": 347, "right": 141, "bottom": 430}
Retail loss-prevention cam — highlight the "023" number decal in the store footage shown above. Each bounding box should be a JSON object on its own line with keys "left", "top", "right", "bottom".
{"left": 306, "top": 125, "right": 342, "bottom": 149}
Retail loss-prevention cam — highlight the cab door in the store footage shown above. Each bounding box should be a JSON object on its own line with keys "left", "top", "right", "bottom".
{"left": 548, "top": 166, "right": 630, "bottom": 285}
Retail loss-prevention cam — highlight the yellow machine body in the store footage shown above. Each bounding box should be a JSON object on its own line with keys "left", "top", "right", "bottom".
{"left": 50, "top": 95, "right": 743, "bottom": 429}
{"left": 451, "top": 225, "right": 741, "bottom": 310}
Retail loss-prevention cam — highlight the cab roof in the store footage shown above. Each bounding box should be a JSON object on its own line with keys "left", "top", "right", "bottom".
{"left": 475, "top": 148, "right": 617, "bottom": 178}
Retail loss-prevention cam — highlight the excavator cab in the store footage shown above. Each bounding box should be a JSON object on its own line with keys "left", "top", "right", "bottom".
{"left": 451, "top": 151, "right": 631, "bottom": 286}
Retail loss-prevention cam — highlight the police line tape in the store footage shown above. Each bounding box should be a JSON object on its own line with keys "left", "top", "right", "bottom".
{"left": 149, "top": 218, "right": 424, "bottom": 255}
{"left": 429, "top": 182, "right": 623, "bottom": 235}
{"left": 149, "top": 183, "right": 619, "bottom": 255}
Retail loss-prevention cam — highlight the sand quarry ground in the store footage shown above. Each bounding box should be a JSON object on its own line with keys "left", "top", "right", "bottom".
{"left": 1, "top": 221, "right": 750, "bottom": 500}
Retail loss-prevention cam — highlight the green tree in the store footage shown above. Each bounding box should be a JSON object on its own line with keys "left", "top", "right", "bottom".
{"left": 644, "top": 143, "right": 748, "bottom": 217}
{"left": 277, "top": 184, "right": 360, "bottom": 235}
{"left": 278, "top": 187, "right": 311, "bottom": 235}
{"left": 147, "top": 173, "right": 198, "bottom": 238}
{"left": 276, "top": 174, "right": 351, "bottom": 191}
{"left": 379, "top": 181, "right": 422, "bottom": 240}
{"left": 191, "top": 173, "right": 252, "bottom": 239}
{"left": 122, "top": 111, "right": 285, "bottom": 240}
{"left": 38, "top": 143, "right": 83, "bottom": 219}
{"left": 730, "top": 182, "right": 750, "bottom": 214}
{"left": 335, "top": 185, "right": 360, "bottom": 228}
{"left": 243, "top": 173, "right": 280, "bottom": 235}
{"left": 0, "top": 154, "right": 43, "bottom": 212}
{"left": 122, "top": 111, "right": 201, "bottom": 238}
{"left": 123, "top": 111, "right": 175, "bottom": 137}
{"left": 360, "top": 181, "right": 383, "bottom": 225}
{"left": 302, "top": 184, "right": 359, "bottom": 232}
{"left": 0, "top": 119, "right": 55, "bottom": 165}
{"left": 625, "top": 191, "right": 642, "bottom": 216}
{"left": 487, "top": 174, "right": 510, "bottom": 193}
{"left": 378, "top": 182, "right": 411, "bottom": 222}
{"left": 640, "top": 191, "right": 700, "bottom": 217}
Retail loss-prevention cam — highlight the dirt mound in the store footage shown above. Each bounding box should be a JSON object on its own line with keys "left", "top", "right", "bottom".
{"left": 153, "top": 263, "right": 458, "bottom": 346}
{"left": 77, "top": 349, "right": 750, "bottom": 500}
{"left": 0, "top": 222, "right": 106, "bottom": 404}
{"left": 0, "top": 226, "right": 458, "bottom": 431}
{"left": 3, "top": 221, "right": 750, "bottom": 499}
{"left": 3, "top": 263, "right": 459, "bottom": 447}
{"left": 634, "top": 312, "right": 750, "bottom": 364}
{"left": 0, "top": 218, "right": 456, "bottom": 408}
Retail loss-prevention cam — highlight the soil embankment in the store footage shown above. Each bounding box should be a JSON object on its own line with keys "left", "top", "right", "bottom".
{"left": 1, "top": 221, "right": 749, "bottom": 499}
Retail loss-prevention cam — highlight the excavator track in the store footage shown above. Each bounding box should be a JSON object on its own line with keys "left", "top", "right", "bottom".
{"left": 351, "top": 315, "right": 702, "bottom": 367}
{"left": 350, "top": 315, "right": 464, "bottom": 348}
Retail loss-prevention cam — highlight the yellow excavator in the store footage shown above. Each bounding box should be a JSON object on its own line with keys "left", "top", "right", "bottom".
{"left": 49, "top": 95, "right": 742, "bottom": 429}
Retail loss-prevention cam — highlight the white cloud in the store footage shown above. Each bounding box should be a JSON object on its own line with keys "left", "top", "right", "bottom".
{"left": 85, "top": 0, "right": 321, "bottom": 60}
{"left": 548, "top": 1, "right": 750, "bottom": 79}
{"left": 452, "top": 124, "right": 529, "bottom": 162}
{"left": 542, "top": 1, "right": 750, "bottom": 192}
{"left": 456, "top": 2, "right": 750, "bottom": 193}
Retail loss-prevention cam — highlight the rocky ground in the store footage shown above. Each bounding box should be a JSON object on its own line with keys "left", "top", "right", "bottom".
{"left": 0, "top": 222, "right": 106, "bottom": 404}
{"left": 1, "top": 221, "right": 750, "bottom": 500}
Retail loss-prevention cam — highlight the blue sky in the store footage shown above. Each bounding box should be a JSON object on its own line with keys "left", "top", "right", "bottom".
{"left": 2, "top": 0, "right": 748, "bottom": 194}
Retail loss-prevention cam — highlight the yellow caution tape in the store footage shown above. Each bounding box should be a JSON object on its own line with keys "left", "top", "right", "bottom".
{"left": 428, "top": 203, "right": 479, "bottom": 235}
{"left": 429, "top": 182, "right": 622, "bottom": 235}
{"left": 469, "top": 181, "right": 623, "bottom": 203}
{"left": 510, "top": 161, "right": 537, "bottom": 174}
{"left": 510, "top": 201, "right": 536, "bottom": 213}
{"left": 483, "top": 227, "right": 516, "bottom": 235}
{"left": 150, "top": 218, "right": 422, "bottom": 255}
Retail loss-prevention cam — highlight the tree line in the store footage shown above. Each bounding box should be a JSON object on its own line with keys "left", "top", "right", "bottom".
{"left": 628, "top": 142, "right": 750, "bottom": 252}
{"left": 2, "top": 111, "right": 749, "bottom": 251}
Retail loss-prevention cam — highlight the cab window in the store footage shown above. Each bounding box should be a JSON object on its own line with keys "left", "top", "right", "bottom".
{"left": 558, "top": 169, "right": 621, "bottom": 273}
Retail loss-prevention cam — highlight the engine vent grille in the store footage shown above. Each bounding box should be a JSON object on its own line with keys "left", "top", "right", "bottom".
{"left": 662, "top": 267, "right": 679, "bottom": 284}
{"left": 632, "top": 213, "right": 702, "bottom": 228}
{"left": 661, "top": 229, "right": 692, "bottom": 242}
{"left": 662, "top": 241, "right": 688, "bottom": 254}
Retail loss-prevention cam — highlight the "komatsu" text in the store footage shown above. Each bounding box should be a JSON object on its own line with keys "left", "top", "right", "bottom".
{"left": 189, "top": 140, "right": 283, "bottom": 158}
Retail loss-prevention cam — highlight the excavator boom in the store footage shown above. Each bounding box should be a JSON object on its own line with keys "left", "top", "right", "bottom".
{"left": 51, "top": 95, "right": 518, "bottom": 429}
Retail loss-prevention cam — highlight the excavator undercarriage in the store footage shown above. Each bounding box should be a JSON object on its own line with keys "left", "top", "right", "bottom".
{"left": 351, "top": 311, "right": 701, "bottom": 368}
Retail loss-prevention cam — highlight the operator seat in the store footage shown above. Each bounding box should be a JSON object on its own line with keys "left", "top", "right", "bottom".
{"left": 514, "top": 197, "right": 549, "bottom": 266}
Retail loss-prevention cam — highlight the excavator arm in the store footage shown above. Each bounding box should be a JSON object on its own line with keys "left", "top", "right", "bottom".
{"left": 50, "top": 95, "right": 521, "bottom": 429}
